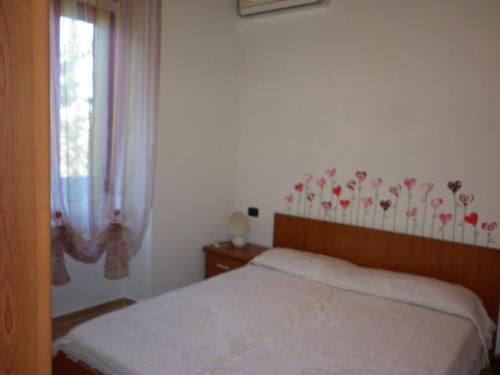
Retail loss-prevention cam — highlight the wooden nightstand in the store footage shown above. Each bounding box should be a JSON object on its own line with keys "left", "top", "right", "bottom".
{"left": 203, "top": 242, "right": 268, "bottom": 279}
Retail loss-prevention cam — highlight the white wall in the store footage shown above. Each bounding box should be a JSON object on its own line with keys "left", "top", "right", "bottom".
{"left": 53, "top": 0, "right": 500, "bottom": 316}
{"left": 234, "top": 0, "right": 500, "bottom": 249}
{"left": 151, "top": 0, "right": 239, "bottom": 295}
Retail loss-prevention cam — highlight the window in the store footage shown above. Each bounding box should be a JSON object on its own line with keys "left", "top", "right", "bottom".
{"left": 55, "top": 1, "right": 115, "bottom": 187}
{"left": 59, "top": 16, "right": 94, "bottom": 178}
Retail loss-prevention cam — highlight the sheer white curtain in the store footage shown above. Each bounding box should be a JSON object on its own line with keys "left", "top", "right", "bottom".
{"left": 50, "top": 0, "right": 161, "bottom": 285}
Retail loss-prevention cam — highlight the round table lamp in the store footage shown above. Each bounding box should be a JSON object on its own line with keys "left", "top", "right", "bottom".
{"left": 228, "top": 212, "right": 251, "bottom": 248}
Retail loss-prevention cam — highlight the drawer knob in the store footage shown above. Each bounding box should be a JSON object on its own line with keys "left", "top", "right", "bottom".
{"left": 216, "top": 263, "right": 230, "bottom": 271}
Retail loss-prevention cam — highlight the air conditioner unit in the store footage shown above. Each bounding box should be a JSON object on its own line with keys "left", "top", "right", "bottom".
{"left": 238, "top": 0, "right": 326, "bottom": 17}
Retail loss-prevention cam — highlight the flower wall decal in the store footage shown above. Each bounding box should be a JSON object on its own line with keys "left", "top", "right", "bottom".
{"left": 420, "top": 182, "right": 434, "bottom": 236}
{"left": 447, "top": 180, "right": 462, "bottom": 241}
{"left": 332, "top": 185, "right": 342, "bottom": 222}
{"left": 430, "top": 197, "right": 444, "bottom": 238}
{"left": 439, "top": 213, "right": 453, "bottom": 240}
{"left": 361, "top": 196, "right": 374, "bottom": 227}
{"left": 371, "top": 178, "right": 383, "bottom": 228}
{"left": 284, "top": 168, "right": 497, "bottom": 249}
{"left": 389, "top": 184, "right": 401, "bottom": 231}
{"left": 316, "top": 177, "right": 327, "bottom": 218}
{"left": 482, "top": 222, "right": 497, "bottom": 247}
{"left": 340, "top": 199, "right": 350, "bottom": 223}
{"left": 379, "top": 199, "right": 392, "bottom": 230}
{"left": 403, "top": 178, "right": 417, "bottom": 234}
{"left": 459, "top": 193, "right": 474, "bottom": 243}
{"left": 464, "top": 212, "right": 479, "bottom": 245}
{"left": 284, "top": 194, "right": 294, "bottom": 214}
{"left": 346, "top": 179, "right": 356, "bottom": 224}
{"left": 355, "top": 171, "right": 367, "bottom": 226}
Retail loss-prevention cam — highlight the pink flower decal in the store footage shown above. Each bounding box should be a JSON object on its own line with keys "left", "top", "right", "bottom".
{"left": 355, "top": 171, "right": 367, "bottom": 184}
{"left": 438, "top": 213, "right": 453, "bottom": 240}
{"left": 431, "top": 198, "right": 444, "bottom": 209}
{"left": 464, "top": 212, "right": 478, "bottom": 226}
{"left": 362, "top": 197, "right": 373, "bottom": 209}
{"left": 421, "top": 182, "right": 434, "bottom": 196}
{"left": 340, "top": 200, "right": 350, "bottom": 210}
{"left": 481, "top": 221, "right": 497, "bottom": 247}
{"left": 482, "top": 222, "right": 497, "bottom": 232}
{"left": 406, "top": 207, "right": 418, "bottom": 219}
{"left": 332, "top": 186, "right": 342, "bottom": 197}
{"left": 307, "top": 192, "right": 315, "bottom": 202}
{"left": 326, "top": 168, "right": 336, "bottom": 178}
{"left": 361, "top": 196, "right": 374, "bottom": 227}
{"left": 294, "top": 183, "right": 304, "bottom": 193}
{"left": 371, "top": 178, "right": 383, "bottom": 189}
{"left": 429, "top": 198, "right": 444, "bottom": 239}
{"left": 304, "top": 173, "right": 314, "bottom": 185}
{"left": 389, "top": 184, "right": 401, "bottom": 197}
{"left": 284, "top": 194, "right": 294, "bottom": 214}
{"left": 346, "top": 180, "right": 356, "bottom": 191}
{"left": 459, "top": 193, "right": 474, "bottom": 207}
{"left": 316, "top": 177, "right": 327, "bottom": 190}
{"left": 439, "top": 213, "right": 453, "bottom": 226}
{"left": 404, "top": 178, "right": 416, "bottom": 191}
{"left": 447, "top": 180, "right": 462, "bottom": 194}
{"left": 321, "top": 201, "right": 332, "bottom": 211}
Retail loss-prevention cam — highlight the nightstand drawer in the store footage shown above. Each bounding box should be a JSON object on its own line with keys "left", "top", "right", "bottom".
{"left": 205, "top": 253, "right": 246, "bottom": 278}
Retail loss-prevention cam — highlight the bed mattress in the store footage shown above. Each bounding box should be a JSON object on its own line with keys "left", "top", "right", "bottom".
{"left": 54, "top": 264, "right": 484, "bottom": 375}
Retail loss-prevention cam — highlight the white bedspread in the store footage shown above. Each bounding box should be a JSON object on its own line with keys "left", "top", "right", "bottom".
{"left": 54, "top": 265, "right": 484, "bottom": 375}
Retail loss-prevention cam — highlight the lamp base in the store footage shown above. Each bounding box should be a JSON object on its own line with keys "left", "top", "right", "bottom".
{"left": 232, "top": 236, "right": 247, "bottom": 248}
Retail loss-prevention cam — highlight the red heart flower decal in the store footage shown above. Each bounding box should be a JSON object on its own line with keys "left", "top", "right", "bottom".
{"left": 355, "top": 171, "right": 367, "bottom": 184}
{"left": 464, "top": 212, "right": 478, "bottom": 226}
{"left": 340, "top": 199, "right": 350, "bottom": 210}
{"left": 284, "top": 194, "right": 294, "bottom": 204}
{"left": 294, "top": 183, "right": 304, "bottom": 193}
{"left": 332, "top": 186, "right": 342, "bottom": 197}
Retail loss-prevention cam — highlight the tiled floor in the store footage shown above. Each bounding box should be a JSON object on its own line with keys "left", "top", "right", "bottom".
{"left": 52, "top": 298, "right": 135, "bottom": 341}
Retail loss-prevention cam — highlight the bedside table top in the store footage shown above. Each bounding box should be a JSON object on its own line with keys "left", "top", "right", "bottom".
{"left": 203, "top": 242, "right": 268, "bottom": 263}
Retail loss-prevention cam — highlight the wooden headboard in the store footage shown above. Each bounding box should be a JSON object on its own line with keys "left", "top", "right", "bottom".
{"left": 273, "top": 213, "right": 500, "bottom": 322}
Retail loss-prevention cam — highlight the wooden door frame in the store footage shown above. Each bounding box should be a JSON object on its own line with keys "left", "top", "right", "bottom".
{"left": 0, "top": 1, "right": 51, "bottom": 374}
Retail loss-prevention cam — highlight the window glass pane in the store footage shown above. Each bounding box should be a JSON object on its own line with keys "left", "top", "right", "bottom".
{"left": 59, "top": 16, "right": 94, "bottom": 178}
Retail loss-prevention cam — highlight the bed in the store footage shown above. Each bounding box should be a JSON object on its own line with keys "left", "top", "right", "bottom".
{"left": 53, "top": 213, "right": 500, "bottom": 375}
